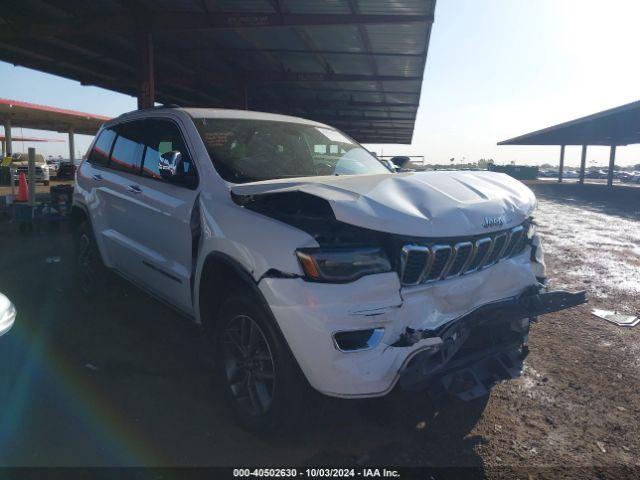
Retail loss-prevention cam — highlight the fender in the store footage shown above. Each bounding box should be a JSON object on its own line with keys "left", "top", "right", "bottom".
{"left": 196, "top": 250, "right": 272, "bottom": 325}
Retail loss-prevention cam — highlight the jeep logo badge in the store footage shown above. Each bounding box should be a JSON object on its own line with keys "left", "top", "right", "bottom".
{"left": 482, "top": 216, "right": 505, "bottom": 228}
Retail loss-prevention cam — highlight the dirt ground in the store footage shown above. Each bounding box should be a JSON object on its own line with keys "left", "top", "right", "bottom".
{"left": 0, "top": 182, "right": 638, "bottom": 477}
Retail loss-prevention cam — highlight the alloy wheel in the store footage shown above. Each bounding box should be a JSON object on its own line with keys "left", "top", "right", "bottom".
{"left": 222, "top": 314, "right": 276, "bottom": 416}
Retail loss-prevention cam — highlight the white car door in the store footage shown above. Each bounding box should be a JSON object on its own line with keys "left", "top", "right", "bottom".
{"left": 117, "top": 117, "right": 200, "bottom": 314}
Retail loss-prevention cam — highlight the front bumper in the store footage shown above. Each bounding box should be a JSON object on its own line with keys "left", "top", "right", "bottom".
{"left": 260, "top": 247, "right": 584, "bottom": 397}
{"left": 397, "top": 289, "right": 586, "bottom": 400}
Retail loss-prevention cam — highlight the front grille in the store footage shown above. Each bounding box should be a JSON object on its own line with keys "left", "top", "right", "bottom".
{"left": 399, "top": 223, "right": 530, "bottom": 286}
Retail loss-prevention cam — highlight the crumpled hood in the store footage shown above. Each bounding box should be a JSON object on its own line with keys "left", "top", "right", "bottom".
{"left": 231, "top": 171, "right": 537, "bottom": 237}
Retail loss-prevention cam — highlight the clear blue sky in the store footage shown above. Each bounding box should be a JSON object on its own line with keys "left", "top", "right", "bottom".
{"left": 1, "top": 0, "right": 639, "bottom": 167}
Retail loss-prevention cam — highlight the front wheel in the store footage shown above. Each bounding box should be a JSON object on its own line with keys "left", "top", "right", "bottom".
{"left": 214, "top": 293, "right": 307, "bottom": 433}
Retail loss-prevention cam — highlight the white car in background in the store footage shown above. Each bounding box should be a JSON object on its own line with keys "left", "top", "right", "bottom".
{"left": 11, "top": 153, "right": 51, "bottom": 185}
{"left": 72, "top": 107, "right": 586, "bottom": 432}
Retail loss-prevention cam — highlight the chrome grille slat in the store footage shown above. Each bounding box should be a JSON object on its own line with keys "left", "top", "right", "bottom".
{"left": 483, "top": 232, "right": 508, "bottom": 267}
{"left": 423, "top": 245, "right": 452, "bottom": 282}
{"left": 400, "top": 245, "right": 431, "bottom": 286}
{"left": 502, "top": 225, "right": 523, "bottom": 258}
{"left": 444, "top": 241, "right": 474, "bottom": 278}
{"left": 465, "top": 237, "right": 492, "bottom": 273}
{"left": 399, "top": 222, "right": 531, "bottom": 286}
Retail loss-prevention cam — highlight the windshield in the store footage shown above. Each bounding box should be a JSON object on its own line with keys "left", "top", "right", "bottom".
{"left": 194, "top": 118, "right": 390, "bottom": 183}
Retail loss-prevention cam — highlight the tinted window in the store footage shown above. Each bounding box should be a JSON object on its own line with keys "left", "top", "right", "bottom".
{"left": 110, "top": 123, "right": 144, "bottom": 174}
{"left": 88, "top": 128, "right": 116, "bottom": 166}
{"left": 140, "top": 119, "right": 197, "bottom": 185}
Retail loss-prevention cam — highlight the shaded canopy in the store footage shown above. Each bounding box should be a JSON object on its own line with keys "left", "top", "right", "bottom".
{"left": 0, "top": 0, "right": 436, "bottom": 144}
{"left": 0, "top": 98, "right": 111, "bottom": 135}
{"left": 498, "top": 100, "right": 640, "bottom": 146}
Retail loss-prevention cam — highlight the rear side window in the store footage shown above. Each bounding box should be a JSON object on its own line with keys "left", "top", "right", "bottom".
{"left": 88, "top": 128, "right": 116, "bottom": 166}
{"left": 140, "top": 119, "right": 197, "bottom": 185}
{"left": 110, "top": 123, "right": 144, "bottom": 174}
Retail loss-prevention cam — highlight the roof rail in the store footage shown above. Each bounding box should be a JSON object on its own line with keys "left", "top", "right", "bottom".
{"left": 134, "top": 104, "right": 181, "bottom": 112}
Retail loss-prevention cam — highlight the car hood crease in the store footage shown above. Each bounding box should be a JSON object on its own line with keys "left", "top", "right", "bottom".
{"left": 231, "top": 171, "right": 537, "bottom": 237}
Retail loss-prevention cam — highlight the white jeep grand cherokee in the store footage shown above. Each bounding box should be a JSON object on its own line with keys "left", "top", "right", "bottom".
{"left": 73, "top": 107, "right": 585, "bottom": 432}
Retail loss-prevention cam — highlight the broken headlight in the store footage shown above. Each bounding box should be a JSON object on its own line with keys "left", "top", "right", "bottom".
{"left": 296, "top": 247, "right": 391, "bottom": 282}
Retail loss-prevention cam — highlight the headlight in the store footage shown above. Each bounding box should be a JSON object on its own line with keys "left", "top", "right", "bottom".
{"left": 296, "top": 247, "right": 391, "bottom": 282}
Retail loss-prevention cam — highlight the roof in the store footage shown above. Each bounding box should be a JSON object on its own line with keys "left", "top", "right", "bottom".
{"left": 0, "top": 0, "right": 436, "bottom": 144}
{"left": 498, "top": 100, "right": 640, "bottom": 146}
{"left": 182, "top": 107, "right": 329, "bottom": 126}
{"left": 0, "top": 135, "right": 64, "bottom": 142}
{"left": 0, "top": 98, "right": 111, "bottom": 135}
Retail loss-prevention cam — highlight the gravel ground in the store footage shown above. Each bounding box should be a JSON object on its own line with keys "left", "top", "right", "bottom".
{"left": 0, "top": 183, "right": 638, "bottom": 477}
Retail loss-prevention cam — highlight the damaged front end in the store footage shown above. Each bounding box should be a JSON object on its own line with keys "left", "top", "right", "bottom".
{"left": 397, "top": 287, "right": 587, "bottom": 400}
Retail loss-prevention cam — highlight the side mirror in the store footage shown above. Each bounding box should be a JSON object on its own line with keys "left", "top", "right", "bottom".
{"left": 390, "top": 156, "right": 411, "bottom": 169}
{"left": 158, "top": 151, "right": 183, "bottom": 180}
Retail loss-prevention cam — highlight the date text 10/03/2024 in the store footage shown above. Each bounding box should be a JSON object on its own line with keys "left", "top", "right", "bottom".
{"left": 233, "top": 469, "right": 401, "bottom": 478}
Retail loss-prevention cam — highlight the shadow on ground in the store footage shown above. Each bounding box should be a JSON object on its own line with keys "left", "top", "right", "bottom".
{"left": 0, "top": 225, "right": 485, "bottom": 470}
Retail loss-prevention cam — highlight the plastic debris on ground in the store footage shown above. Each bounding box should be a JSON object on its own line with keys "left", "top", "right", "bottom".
{"left": 592, "top": 309, "right": 639, "bottom": 327}
{"left": 45, "top": 256, "right": 61, "bottom": 264}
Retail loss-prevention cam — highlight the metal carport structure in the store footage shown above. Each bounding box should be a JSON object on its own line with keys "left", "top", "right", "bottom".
{"left": 0, "top": 0, "right": 436, "bottom": 145}
{"left": 498, "top": 100, "right": 640, "bottom": 187}
{"left": 0, "top": 98, "right": 111, "bottom": 163}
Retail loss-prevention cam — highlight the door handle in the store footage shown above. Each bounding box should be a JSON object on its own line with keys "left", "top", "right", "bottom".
{"left": 127, "top": 184, "right": 142, "bottom": 194}
{"left": 92, "top": 174, "right": 103, "bottom": 181}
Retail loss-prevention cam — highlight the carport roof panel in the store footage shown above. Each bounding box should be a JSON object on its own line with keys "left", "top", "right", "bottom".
{"left": 498, "top": 100, "right": 640, "bottom": 146}
{"left": 0, "top": 98, "right": 111, "bottom": 135}
{"left": 0, "top": 0, "right": 435, "bottom": 144}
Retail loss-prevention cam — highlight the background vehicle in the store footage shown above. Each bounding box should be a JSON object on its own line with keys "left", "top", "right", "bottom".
{"left": 11, "top": 152, "right": 50, "bottom": 185}
{"left": 46, "top": 159, "right": 60, "bottom": 177}
{"left": 55, "top": 161, "right": 76, "bottom": 180}
{"left": 73, "top": 108, "right": 585, "bottom": 432}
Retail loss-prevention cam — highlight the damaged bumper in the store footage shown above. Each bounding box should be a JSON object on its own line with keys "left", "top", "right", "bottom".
{"left": 258, "top": 251, "right": 586, "bottom": 398}
{"left": 398, "top": 289, "right": 586, "bottom": 400}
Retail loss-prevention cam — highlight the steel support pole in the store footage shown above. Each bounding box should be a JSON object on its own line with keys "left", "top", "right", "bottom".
{"left": 28, "top": 147, "right": 36, "bottom": 206}
{"left": 607, "top": 145, "right": 616, "bottom": 187}
{"left": 4, "top": 118, "right": 12, "bottom": 156}
{"left": 579, "top": 145, "right": 587, "bottom": 184}
{"left": 68, "top": 128, "right": 75, "bottom": 164}
{"left": 136, "top": 30, "right": 155, "bottom": 109}
{"left": 558, "top": 145, "right": 565, "bottom": 183}
{"left": 243, "top": 83, "right": 249, "bottom": 110}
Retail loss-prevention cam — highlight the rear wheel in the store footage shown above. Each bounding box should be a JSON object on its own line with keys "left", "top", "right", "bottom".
{"left": 74, "top": 221, "right": 108, "bottom": 297}
{"left": 214, "top": 293, "right": 307, "bottom": 433}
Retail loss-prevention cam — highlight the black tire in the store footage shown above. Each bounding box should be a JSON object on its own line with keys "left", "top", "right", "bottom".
{"left": 214, "top": 293, "right": 307, "bottom": 433}
{"left": 74, "top": 220, "right": 108, "bottom": 297}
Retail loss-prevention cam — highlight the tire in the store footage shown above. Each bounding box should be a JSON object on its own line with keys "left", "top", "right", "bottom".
{"left": 74, "top": 220, "right": 108, "bottom": 297}
{"left": 213, "top": 293, "right": 307, "bottom": 433}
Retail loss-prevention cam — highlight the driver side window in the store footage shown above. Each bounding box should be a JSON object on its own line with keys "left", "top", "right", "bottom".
{"left": 140, "top": 119, "right": 197, "bottom": 187}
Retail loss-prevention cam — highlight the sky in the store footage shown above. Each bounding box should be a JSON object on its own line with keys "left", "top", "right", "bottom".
{"left": 1, "top": 0, "right": 640, "bottom": 167}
